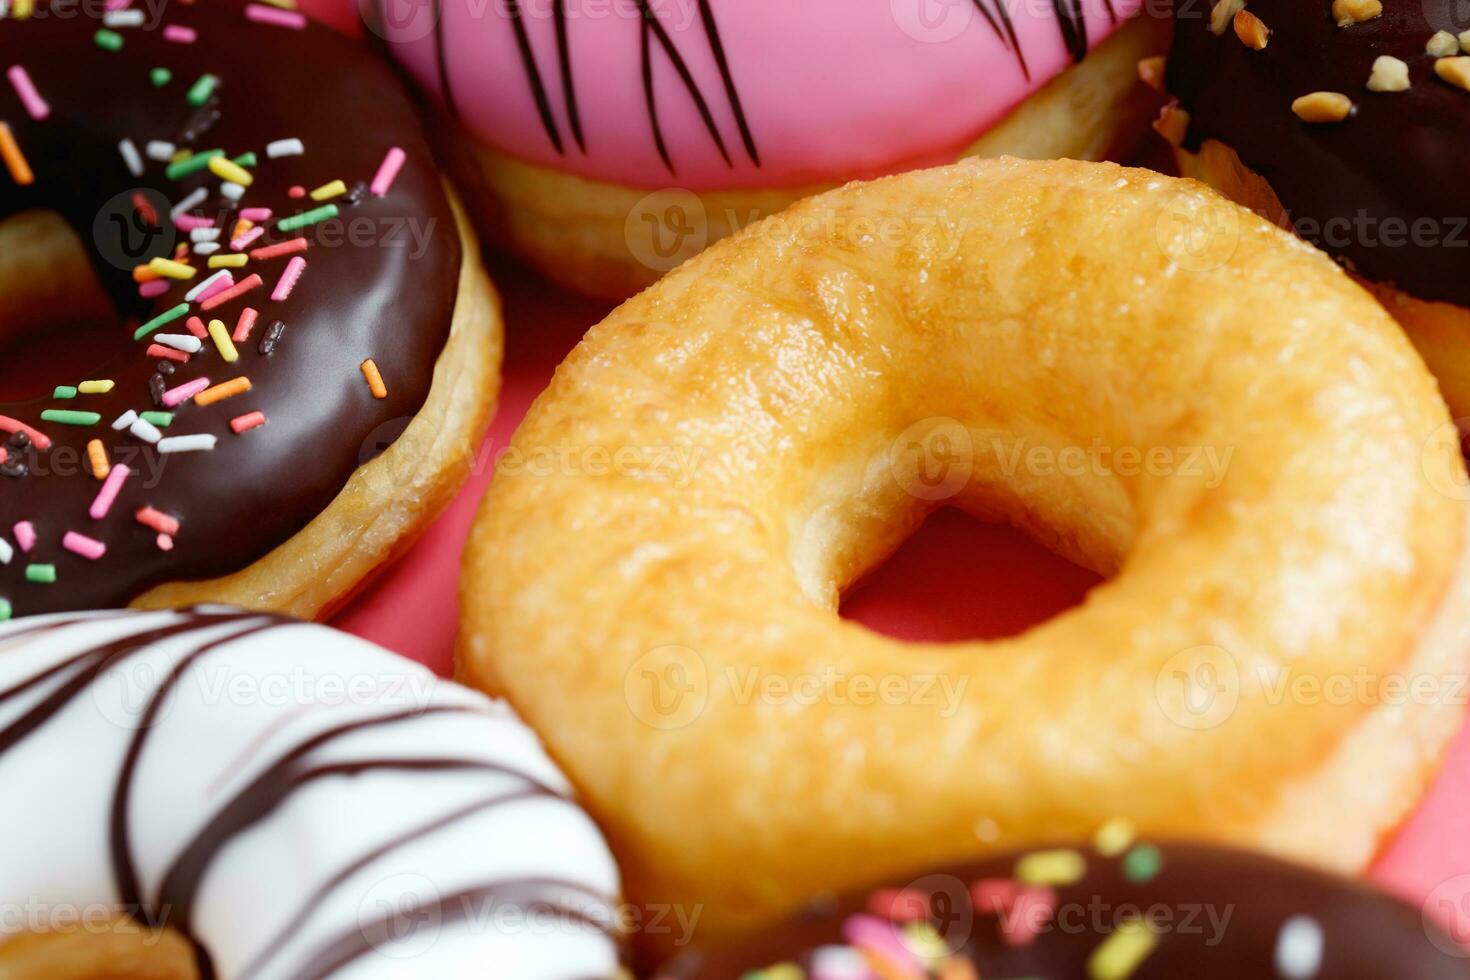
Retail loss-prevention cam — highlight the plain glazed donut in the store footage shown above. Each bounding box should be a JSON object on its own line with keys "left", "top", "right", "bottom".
{"left": 658, "top": 836, "right": 1470, "bottom": 977}
{"left": 0, "top": 0, "right": 503, "bottom": 620}
{"left": 367, "top": 0, "right": 1168, "bottom": 298}
{"left": 0, "top": 607, "right": 622, "bottom": 979}
{"left": 460, "top": 158, "right": 1470, "bottom": 950}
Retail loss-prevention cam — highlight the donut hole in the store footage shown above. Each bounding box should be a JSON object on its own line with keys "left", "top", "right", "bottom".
{"left": 0, "top": 211, "right": 129, "bottom": 401}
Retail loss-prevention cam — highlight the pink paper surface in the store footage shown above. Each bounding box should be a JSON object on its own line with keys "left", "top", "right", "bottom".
{"left": 332, "top": 255, "right": 1470, "bottom": 942}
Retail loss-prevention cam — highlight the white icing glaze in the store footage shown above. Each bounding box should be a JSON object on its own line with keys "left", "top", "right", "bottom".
{"left": 0, "top": 608, "right": 621, "bottom": 979}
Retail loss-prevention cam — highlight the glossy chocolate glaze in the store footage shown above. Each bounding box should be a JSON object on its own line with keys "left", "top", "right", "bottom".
{"left": 1167, "top": 0, "right": 1470, "bottom": 307}
{"left": 0, "top": 0, "right": 459, "bottom": 615}
{"left": 658, "top": 842, "right": 1470, "bottom": 978}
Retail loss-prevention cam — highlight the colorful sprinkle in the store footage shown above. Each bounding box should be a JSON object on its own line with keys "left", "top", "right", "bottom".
{"left": 39, "top": 410, "right": 101, "bottom": 426}
{"left": 195, "top": 376, "right": 251, "bottom": 406}
{"left": 25, "top": 564, "right": 56, "bottom": 584}
{"left": 249, "top": 237, "right": 308, "bottom": 261}
{"left": 148, "top": 257, "right": 197, "bottom": 280}
{"left": 165, "top": 148, "right": 222, "bottom": 181}
{"left": 6, "top": 65, "right": 49, "bottom": 120}
{"left": 140, "top": 411, "right": 173, "bottom": 427}
{"left": 277, "top": 204, "right": 337, "bottom": 232}
{"left": 0, "top": 599, "right": 10, "bottom": 622}
{"left": 209, "top": 253, "right": 249, "bottom": 268}
{"left": 271, "top": 256, "right": 306, "bottom": 301}
{"left": 245, "top": 2, "right": 307, "bottom": 26}
{"left": 110, "top": 410, "right": 139, "bottom": 431}
{"left": 13, "top": 521, "right": 36, "bottom": 553}
{"left": 94, "top": 29, "right": 125, "bottom": 51}
{"left": 103, "top": 8, "right": 145, "bottom": 27}
{"left": 0, "top": 538, "right": 10, "bottom": 564}
{"left": 841, "top": 915, "right": 921, "bottom": 976}
{"left": 208, "top": 319, "right": 240, "bottom": 362}
{"left": 86, "top": 440, "right": 109, "bottom": 479}
{"left": 78, "top": 380, "right": 115, "bottom": 395}
{"left": 89, "top": 463, "right": 131, "bottom": 519}
{"left": 146, "top": 343, "right": 191, "bottom": 363}
{"left": 998, "top": 886, "right": 1056, "bottom": 948}
{"left": 146, "top": 140, "right": 176, "bottom": 161}
{"left": 1121, "top": 844, "right": 1163, "bottom": 884}
{"left": 52, "top": 386, "right": 77, "bottom": 400}
{"left": 62, "top": 531, "right": 106, "bottom": 561}
{"left": 233, "top": 307, "right": 258, "bottom": 342}
{"left": 1088, "top": 919, "right": 1159, "bottom": 980}
{"left": 971, "top": 877, "right": 1020, "bottom": 915}
{"left": 867, "top": 888, "right": 929, "bottom": 923}
{"left": 156, "top": 533, "right": 174, "bottom": 551}
{"left": 139, "top": 280, "right": 171, "bottom": 299}
{"left": 118, "top": 137, "right": 144, "bottom": 177}
{"left": 0, "top": 416, "right": 49, "bottom": 450}
{"left": 162, "top": 24, "right": 196, "bottom": 43}
{"left": 370, "top": 146, "right": 406, "bottom": 196}
{"left": 134, "top": 302, "right": 191, "bottom": 341}
{"left": 1275, "top": 915, "right": 1324, "bottom": 979}
{"left": 155, "top": 333, "right": 203, "bottom": 354}
{"left": 157, "top": 434, "right": 218, "bottom": 454}
{"left": 1015, "top": 849, "right": 1086, "bottom": 887}
{"left": 129, "top": 418, "right": 162, "bottom": 444}
{"left": 188, "top": 270, "right": 234, "bottom": 303}
{"left": 265, "top": 138, "right": 303, "bottom": 158}
{"left": 199, "top": 273, "right": 263, "bottom": 312}
{"left": 360, "top": 358, "right": 387, "bottom": 399}
{"left": 150, "top": 67, "right": 173, "bottom": 86}
{"left": 1094, "top": 819, "right": 1136, "bottom": 858}
{"left": 809, "top": 946, "right": 870, "bottom": 980}
{"left": 186, "top": 73, "right": 220, "bottom": 107}
{"left": 240, "top": 206, "right": 273, "bottom": 221}
{"left": 230, "top": 410, "right": 266, "bottom": 434}
{"left": 310, "top": 179, "right": 347, "bottom": 201}
{"left": 231, "top": 226, "right": 265, "bottom": 251}
{"left": 206, "top": 156, "right": 254, "bottom": 187}
{"left": 0, "top": 122, "right": 35, "bottom": 186}
{"left": 136, "top": 506, "right": 180, "bottom": 536}
{"left": 162, "top": 377, "right": 210, "bottom": 408}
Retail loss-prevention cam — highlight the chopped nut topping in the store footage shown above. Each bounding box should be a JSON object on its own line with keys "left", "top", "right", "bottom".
{"left": 1291, "top": 91, "right": 1355, "bottom": 122}
{"left": 1332, "top": 0, "right": 1382, "bottom": 26}
{"left": 1436, "top": 56, "right": 1470, "bottom": 91}
{"left": 1427, "top": 30, "right": 1460, "bottom": 56}
{"left": 1153, "top": 104, "right": 1191, "bottom": 146}
{"left": 1210, "top": 0, "right": 1245, "bottom": 35}
{"left": 1367, "top": 55, "right": 1411, "bottom": 92}
{"left": 1137, "top": 55, "right": 1168, "bottom": 92}
{"left": 1234, "top": 9, "right": 1270, "bottom": 49}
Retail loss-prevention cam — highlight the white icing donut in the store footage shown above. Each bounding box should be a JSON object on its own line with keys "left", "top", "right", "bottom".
{"left": 0, "top": 607, "right": 621, "bottom": 979}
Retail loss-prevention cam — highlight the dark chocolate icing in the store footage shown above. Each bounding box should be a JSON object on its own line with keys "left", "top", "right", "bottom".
{"left": 0, "top": 0, "right": 461, "bottom": 615}
{"left": 1167, "top": 0, "right": 1470, "bottom": 307}
{"left": 658, "top": 841, "right": 1470, "bottom": 978}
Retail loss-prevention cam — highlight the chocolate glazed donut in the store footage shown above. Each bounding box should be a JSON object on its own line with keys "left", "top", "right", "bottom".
{"left": 0, "top": 0, "right": 502, "bottom": 618}
{"left": 658, "top": 841, "right": 1470, "bottom": 978}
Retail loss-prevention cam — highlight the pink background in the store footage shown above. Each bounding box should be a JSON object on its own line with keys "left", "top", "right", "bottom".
{"left": 332, "top": 252, "right": 1470, "bottom": 940}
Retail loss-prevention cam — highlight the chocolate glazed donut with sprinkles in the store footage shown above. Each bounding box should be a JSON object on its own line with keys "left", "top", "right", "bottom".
{"left": 658, "top": 829, "right": 1470, "bottom": 979}
{"left": 0, "top": 0, "right": 503, "bottom": 619}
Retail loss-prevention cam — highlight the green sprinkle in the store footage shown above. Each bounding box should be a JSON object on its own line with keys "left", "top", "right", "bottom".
{"left": 94, "top": 29, "right": 124, "bottom": 51}
{"left": 0, "top": 598, "right": 10, "bottom": 622}
{"left": 140, "top": 411, "right": 173, "bottom": 427}
{"left": 25, "top": 565, "right": 56, "bottom": 585}
{"left": 151, "top": 67, "right": 173, "bottom": 87}
{"left": 1122, "top": 843, "right": 1164, "bottom": 884}
{"left": 231, "top": 151, "right": 258, "bottom": 168}
{"left": 134, "top": 302, "right": 190, "bottom": 341}
{"left": 165, "top": 149, "right": 223, "bottom": 181}
{"left": 277, "top": 204, "right": 338, "bottom": 232}
{"left": 40, "top": 410, "right": 101, "bottom": 426}
{"left": 186, "top": 73, "right": 219, "bottom": 107}
{"left": 52, "top": 386, "right": 77, "bottom": 400}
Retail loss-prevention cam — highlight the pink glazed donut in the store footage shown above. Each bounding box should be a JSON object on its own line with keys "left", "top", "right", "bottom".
{"left": 362, "top": 0, "right": 1167, "bottom": 297}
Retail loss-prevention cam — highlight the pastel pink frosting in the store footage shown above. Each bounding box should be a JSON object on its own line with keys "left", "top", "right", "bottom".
{"left": 358, "top": 0, "right": 1141, "bottom": 190}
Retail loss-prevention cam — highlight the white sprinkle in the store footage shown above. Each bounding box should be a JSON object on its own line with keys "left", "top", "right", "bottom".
{"left": 190, "top": 227, "right": 221, "bottom": 242}
{"left": 193, "top": 242, "right": 220, "bottom": 255}
{"left": 0, "top": 537, "right": 12, "bottom": 565}
{"left": 130, "top": 418, "right": 162, "bottom": 445}
{"left": 112, "top": 410, "right": 139, "bottom": 431}
{"left": 220, "top": 181, "right": 245, "bottom": 201}
{"left": 103, "top": 8, "right": 144, "bottom": 26}
{"left": 118, "top": 138, "right": 143, "bottom": 177}
{"left": 1275, "top": 915, "right": 1324, "bottom": 979}
{"left": 265, "top": 138, "right": 304, "bottom": 158}
{"left": 157, "top": 434, "right": 217, "bottom": 454}
{"left": 811, "top": 945, "right": 868, "bottom": 980}
{"left": 154, "top": 333, "right": 203, "bottom": 353}
{"left": 0, "top": 2, "right": 11, "bottom": 19}
{"left": 170, "top": 186, "right": 207, "bottom": 220}
{"left": 185, "top": 269, "right": 232, "bottom": 302}
{"left": 145, "top": 140, "right": 176, "bottom": 161}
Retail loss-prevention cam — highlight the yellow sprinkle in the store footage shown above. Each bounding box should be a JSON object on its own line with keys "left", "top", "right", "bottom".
{"left": 361, "top": 358, "right": 387, "bottom": 399}
{"left": 148, "top": 257, "right": 197, "bottom": 280}
{"left": 13, "top": 0, "right": 34, "bottom": 18}
{"left": 310, "top": 179, "right": 348, "bottom": 202}
{"left": 78, "top": 380, "right": 115, "bottom": 395}
{"left": 232, "top": 218, "right": 255, "bottom": 238}
{"left": 1088, "top": 919, "right": 1159, "bottom": 980}
{"left": 1093, "top": 818, "right": 1137, "bottom": 857}
{"left": 86, "top": 440, "right": 109, "bottom": 480}
{"left": 207, "top": 319, "right": 239, "bottom": 363}
{"left": 208, "top": 156, "right": 254, "bottom": 187}
{"left": 761, "top": 966, "right": 804, "bottom": 980}
{"left": 260, "top": 0, "right": 298, "bottom": 8}
{"left": 1016, "top": 848, "right": 1087, "bottom": 886}
{"left": 209, "top": 254, "right": 250, "bottom": 269}
{"left": 171, "top": 148, "right": 192, "bottom": 164}
{"left": 902, "top": 922, "right": 950, "bottom": 965}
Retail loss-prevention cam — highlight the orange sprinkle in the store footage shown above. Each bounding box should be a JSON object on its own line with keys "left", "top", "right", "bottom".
{"left": 194, "top": 376, "right": 252, "bottom": 407}
{"left": 86, "top": 439, "right": 110, "bottom": 480}
{"left": 133, "top": 264, "right": 164, "bottom": 283}
{"left": 360, "top": 359, "right": 387, "bottom": 399}
{"left": 0, "top": 123, "right": 35, "bottom": 186}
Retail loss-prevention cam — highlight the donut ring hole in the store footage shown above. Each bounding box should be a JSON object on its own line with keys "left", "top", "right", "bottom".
{"left": 0, "top": 211, "right": 127, "bottom": 401}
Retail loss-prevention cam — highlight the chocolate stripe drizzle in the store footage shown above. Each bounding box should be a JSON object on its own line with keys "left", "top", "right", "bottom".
{"left": 554, "top": 0, "right": 586, "bottom": 153}
{"left": 506, "top": 0, "right": 566, "bottom": 154}
{"left": 697, "top": 0, "right": 759, "bottom": 166}
{"left": 1052, "top": 0, "right": 1089, "bottom": 63}
{"left": 636, "top": 0, "right": 733, "bottom": 172}
{"left": 431, "top": 0, "right": 462, "bottom": 121}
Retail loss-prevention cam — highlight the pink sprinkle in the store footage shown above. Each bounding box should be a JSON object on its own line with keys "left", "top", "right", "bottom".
{"left": 89, "top": 464, "right": 131, "bottom": 520}
{"left": 288, "top": 185, "right": 305, "bottom": 199}
{"left": 271, "top": 256, "right": 305, "bottom": 301}
{"left": 200, "top": 273, "right": 263, "bottom": 311}
{"left": 13, "top": 521, "right": 36, "bottom": 553}
{"left": 62, "top": 531, "right": 107, "bottom": 561}
{"left": 997, "top": 886, "right": 1057, "bottom": 948}
{"left": 139, "top": 279, "right": 171, "bottom": 299}
{"left": 0, "top": 416, "right": 51, "bottom": 451}
{"left": 174, "top": 214, "right": 215, "bottom": 232}
{"left": 136, "top": 506, "right": 180, "bottom": 536}
{"left": 230, "top": 410, "right": 266, "bottom": 434}
{"left": 145, "top": 344, "right": 190, "bottom": 363}
{"left": 245, "top": 3, "right": 307, "bottom": 28}
{"left": 163, "top": 24, "right": 197, "bottom": 43}
{"left": 231, "top": 226, "right": 265, "bottom": 251}
{"left": 162, "top": 377, "right": 210, "bottom": 408}
{"left": 370, "top": 146, "right": 406, "bottom": 197}
{"left": 6, "top": 66, "right": 50, "bottom": 121}
{"left": 867, "top": 888, "right": 929, "bottom": 923}
{"left": 239, "top": 207, "right": 272, "bottom": 222}
{"left": 195, "top": 273, "right": 235, "bottom": 304}
{"left": 185, "top": 315, "right": 209, "bottom": 339}
{"left": 972, "top": 878, "right": 1021, "bottom": 915}
{"left": 840, "top": 915, "right": 921, "bottom": 976}
{"left": 156, "top": 533, "right": 174, "bottom": 551}
{"left": 249, "top": 237, "right": 307, "bottom": 261}
{"left": 233, "top": 307, "right": 259, "bottom": 342}
{"left": 105, "top": 0, "right": 131, "bottom": 11}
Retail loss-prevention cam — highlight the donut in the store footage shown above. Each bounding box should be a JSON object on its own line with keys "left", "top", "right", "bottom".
{"left": 459, "top": 158, "right": 1470, "bottom": 951}
{"left": 0, "top": 607, "right": 622, "bottom": 978}
{"left": 367, "top": 0, "right": 1169, "bottom": 298}
{"left": 1159, "top": 0, "right": 1470, "bottom": 418}
{"left": 0, "top": 0, "right": 503, "bottom": 621}
{"left": 656, "top": 835, "right": 1470, "bottom": 978}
